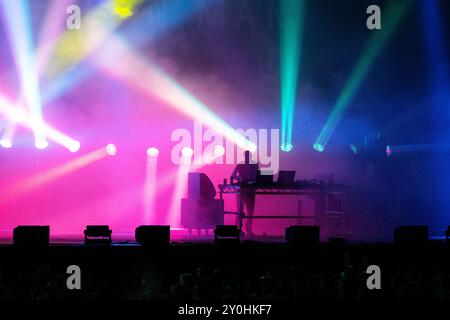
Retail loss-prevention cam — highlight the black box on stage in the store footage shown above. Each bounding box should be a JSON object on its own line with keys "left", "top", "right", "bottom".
{"left": 13, "top": 226, "right": 50, "bottom": 247}
{"left": 181, "top": 199, "right": 224, "bottom": 229}
{"left": 214, "top": 225, "right": 241, "bottom": 244}
{"left": 188, "top": 172, "right": 216, "bottom": 200}
{"left": 394, "top": 226, "right": 428, "bottom": 244}
{"left": 84, "top": 225, "right": 112, "bottom": 244}
{"left": 135, "top": 226, "right": 170, "bottom": 246}
{"left": 214, "top": 225, "right": 241, "bottom": 237}
{"left": 285, "top": 226, "right": 320, "bottom": 245}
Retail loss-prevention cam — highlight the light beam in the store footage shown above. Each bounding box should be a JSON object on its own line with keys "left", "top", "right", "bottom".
{"left": 94, "top": 36, "right": 256, "bottom": 153}
{"left": 314, "top": 1, "right": 411, "bottom": 151}
{"left": 167, "top": 150, "right": 192, "bottom": 227}
{"left": 143, "top": 146, "right": 159, "bottom": 224}
{"left": 0, "top": 93, "right": 80, "bottom": 151}
{"left": 0, "top": 146, "right": 110, "bottom": 204}
{"left": 0, "top": 0, "right": 47, "bottom": 146}
{"left": 280, "top": 0, "right": 305, "bottom": 151}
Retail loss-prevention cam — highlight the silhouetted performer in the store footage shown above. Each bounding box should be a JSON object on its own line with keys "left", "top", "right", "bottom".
{"left": 231, "top": 150, "right": 258, "bottom": 237}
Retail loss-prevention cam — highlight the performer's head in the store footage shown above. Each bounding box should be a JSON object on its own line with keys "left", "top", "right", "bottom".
{"left": 244, "top": 150, "right": 250, "bottom": 164}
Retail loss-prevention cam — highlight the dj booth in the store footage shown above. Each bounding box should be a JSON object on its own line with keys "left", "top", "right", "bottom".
{"left": 218, "top": 181, "right": 351, "bottom": 238}
{"left": 181, "top": 173, "right": 351, "bottom": 238}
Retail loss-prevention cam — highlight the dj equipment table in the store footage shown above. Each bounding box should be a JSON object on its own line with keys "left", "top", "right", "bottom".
{"left": 218, "top": 182, "right": 351, "bottom": 237}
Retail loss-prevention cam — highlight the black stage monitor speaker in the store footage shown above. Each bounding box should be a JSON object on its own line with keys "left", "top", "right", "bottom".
{"left": 394, "top": 226, "right": 428, "bottom": 245}
{"left": 13, "top": 226, "right": 49, "bottom": 247}
{"left": 84, "top": 225, "right": 112, "bottom": 244}
{"left": 285, "top": 226, "right": 320, "bottom": 245}
{"left": 188, "top": 172, "right": 216, "bottom": 200}
{"left": 181, "top": 199, "right": 224, "bottom": 229}
{"left": 135, "top": 226, "right": 170, "bottom": 246}
{"left": 214, "top": 225, "right": 240, "bottom": 244}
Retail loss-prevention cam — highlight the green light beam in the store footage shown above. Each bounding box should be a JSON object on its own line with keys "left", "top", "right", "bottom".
{"left": 280, "top": 0, "right": 305, "bottom": 150}
{"left": 314, "top": 0, "right": 411, "bottom": 151}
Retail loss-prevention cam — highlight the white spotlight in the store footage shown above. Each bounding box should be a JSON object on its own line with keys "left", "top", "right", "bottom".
{"left": 69, "top": 141, "right": 81, "bottom": 153}
{"left": 0, "top": 138, "right": 12, "bottom": 149}
{"left": 147, "top": 147, "right": 159, "bottom": 158}
{"left": 35, "top": 139, "right": 49, "bottom": 150}
{"left": 106, "top": 143, "right": 117, "bottom": 156}
{"left": 181, "top": 147, "right": 194, "bottom": 158}
{"left": 214, "top": 145, "right": 225, "bottom": 157}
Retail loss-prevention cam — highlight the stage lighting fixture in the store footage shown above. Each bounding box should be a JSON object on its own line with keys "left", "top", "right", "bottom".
{"left": 84, "top": 225, "right": 112, "bottom": 244}
{"left": 0, "top": 138, "right": 12, "bottom": 149}
{"left": 281, "top": 143, "right": 293, "bottom": 152}
{"left": 386, "top": 145, "right": 393, "bottom": 157}
{"left": 214, "top": 145, "right": 225, "bottom": 157}
{"left": 106, "top": 144, "right": 117, "bottom": 156}
{"left": 181, "top": 147, "right": 194, "bottom": 158}
{"left": 113, "top": 0, "right": 144, "bottom": 19}
{"left": 1, "top": 123, "right": 16, "bottom": 148}
{"left": 313, "top": 143, "right": 324, "bottom": 152}
{"left": 13, "top": 226, "right": 50, "bottom": 247}
{"left": 147, "top": 147, "right": 159, "bottom": 157}
{"left": 446, "top": 227, "right": 450, "bottom": 242}
{"left": 35, "top": 139, "right": 49, "bottom": 150}
{"left": 69, "top": 141, "right": 81, "bottom": 153}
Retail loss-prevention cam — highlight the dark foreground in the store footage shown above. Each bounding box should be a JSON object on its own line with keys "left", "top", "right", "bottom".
{"left": 1, "top": 240, "right": 450, "bottom": 302}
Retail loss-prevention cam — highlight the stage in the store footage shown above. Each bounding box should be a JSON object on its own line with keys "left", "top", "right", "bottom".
{"left": 1, "top": 0, "right": 450, "bottom": 305}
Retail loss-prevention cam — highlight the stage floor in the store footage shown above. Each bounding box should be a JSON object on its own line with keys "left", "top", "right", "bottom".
{"left": 0, "top": 227, "right": 446, "bottom": 245}
{"left": 0, "top": 227, "right": 288, "bottom": 245}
